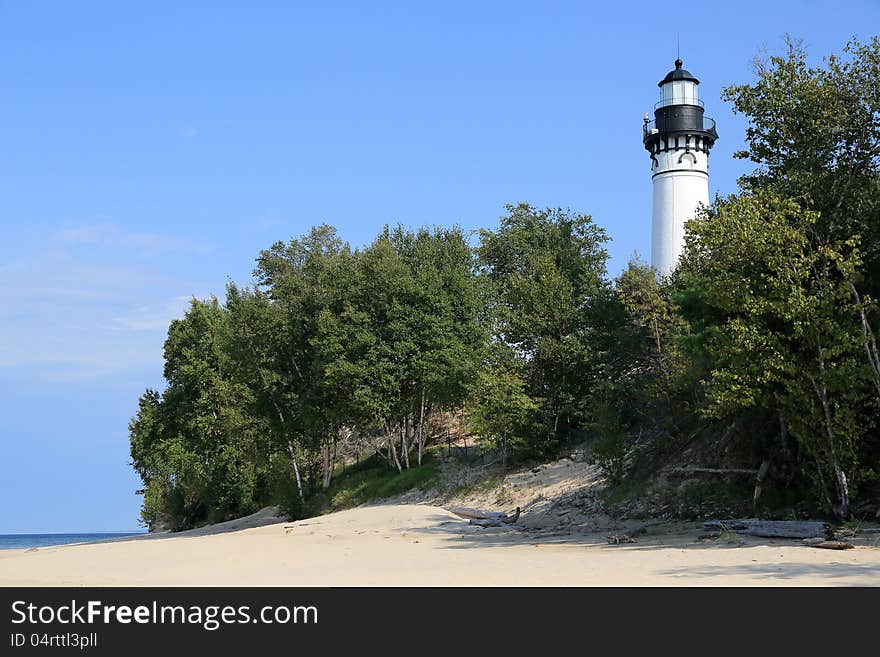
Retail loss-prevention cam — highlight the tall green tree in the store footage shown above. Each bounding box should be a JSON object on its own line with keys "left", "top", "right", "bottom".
{"left": 387, "top": 225, "right": 486, "bottom": 464}
{"left": 467, "top": 345, "right": 539, "bottom": 468}
{"left": 723, "top": 35, "right": 880, "bottom": 330}
{"left": 130, "top": 298, "right": 266, "bottom": 529}
{"left": 477, "top": 203, "right": 612, "bottom": 445}
{"left": 252, "top": 225, "right": 357, "bottom": 489}
{"left": 691, "top": 35, "right": 880, "bottom": 515}
{"left": 679, "top": 191, "right": 877, "bottom": 518}
{"left": 343, "top": 225, "right": 484, "bottom": 470}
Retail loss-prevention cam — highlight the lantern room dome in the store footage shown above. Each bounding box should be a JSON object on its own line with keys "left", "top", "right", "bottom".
{"left": 658, "top": 58, "right": 700, "bottom": 86}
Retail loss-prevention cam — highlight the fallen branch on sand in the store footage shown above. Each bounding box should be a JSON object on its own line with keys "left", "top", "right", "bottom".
{"left": 802, "top": 537, "right": 854, "bottom": 550}
{"left": 669, "top": 467, "right": 758, "bottom": 477}
{"left": 606, "top": 534, "right": 636, "bottom": 544}
{"left": 606, "top": 524, "right": 649, "bottom": 545}
{"left": 446, "top": 506, "right": 521, "bottom": 527}
{"left": 704, "top": 519, "right": 830, "bottom": 539}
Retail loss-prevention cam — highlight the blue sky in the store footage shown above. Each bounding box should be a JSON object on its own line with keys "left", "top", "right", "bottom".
{"left": 2, "top": 1, "right": 878, "bottom": 532}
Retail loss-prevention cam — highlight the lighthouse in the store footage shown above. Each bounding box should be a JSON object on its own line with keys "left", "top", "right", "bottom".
{"left": 643, "top": 58, "right": 718, "bottom": 275}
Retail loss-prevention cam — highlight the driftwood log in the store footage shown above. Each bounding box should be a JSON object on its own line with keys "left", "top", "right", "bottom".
{"left": 669, "top": 467, "right": 758, "bottom": 477}
{"left": 445, "top": 506, "right": 507, "bottom": 521}
{"left": 470, "top": 507, "right": 521, "bottom": 527}
{"left": 704, "top": 519, "right": 830, "bottom": 539}
{"left": 606, "top": 524, "right": 649, "bottom": 545}
{"left": 446, "top": 506, "right": 521, "bottom": 527}
{"left": 803, "top": 537, "right": 854, "bottom": 550}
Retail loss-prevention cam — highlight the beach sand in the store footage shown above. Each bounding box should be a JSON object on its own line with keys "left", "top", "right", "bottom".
{"left": 1, "top": 504, "right": 878, "bottom": 586}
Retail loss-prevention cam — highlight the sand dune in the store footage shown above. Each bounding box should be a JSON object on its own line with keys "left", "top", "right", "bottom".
{"left": 1, "top": 504, "right": 878, "bottom": 586}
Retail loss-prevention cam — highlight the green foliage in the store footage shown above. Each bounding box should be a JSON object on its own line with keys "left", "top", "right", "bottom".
{"left": 476, "top": 204, "right": 616, "bottom": 452}
{"left": 130, "top": 224, "right": 484, "bottom": 529}
{"left": 349, "top": 226, "right": 485, "bottom": 449}
{"left": 467, "top": 345, "right": 540, "bottom": 467}
{"left": 130, "top": 298, "right": 270, "bottom": 529}
{"left": 616, "top": 258, "right": 694, "bottom": 401}
{"left": 682, "top": 190, "right": 877, "bottom": 517}
{"left": 595, "top": 36, "right": 880, "bottom": 519}
{"left": 676, "top": 35, "right": 880, "bottom": 518}
{"left": 591, "top": 434, "right": 629, "bottom": 485}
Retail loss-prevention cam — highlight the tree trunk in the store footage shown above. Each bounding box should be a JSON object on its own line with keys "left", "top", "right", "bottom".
{"left": 241, "top": 342, "right": 303, "bottom": 503}
{"left": 808, "top": 354, "right": 849, "bottom": 519}
{"left": 832, "top": 464, "right": 850, "bottom": 521}
{"left": 321, "top": 436, "right": 331, "bottom": 489}
{"left": 386, "top": 422, "right": 402, "bottom": 473}
{"left": 753, "top": 459, "right": 771, "bottom": 509}
{"left": 401, "top": 418, "right": 410, "bottom": 469}
{"left": 446, "top": 507, "right": 521, "bottom": 526}
{"left": 417, "top": 389, "right": 426, "bottom": 466}
{"left": 778, "top": 410, "right": 790, "bottom": 454}
{"left": 321, "top": 429, "right": 337, "bottom": 490}
{"left": 651, "top": 315, "right": 663, "bottom": 357}
{"left": 287, "top": 441, "right": 304, "bottom": 503}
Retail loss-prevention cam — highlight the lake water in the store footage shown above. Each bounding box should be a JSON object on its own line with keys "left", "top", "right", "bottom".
{"left": 0, "top": 532, "right": 145, "bottom": 550}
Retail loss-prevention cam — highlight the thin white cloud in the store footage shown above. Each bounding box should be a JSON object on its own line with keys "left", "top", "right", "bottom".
{"left": 1, "top": 225, "right": 218, "bottom": 381}
{"left": 179, "top": 126, "right": 198, "bottom": 139}
{"left": 55, "top": 223, "right": 212, "bottom": 256}
{"left": 110, "top": 296, "right": 202, "bottom": 332}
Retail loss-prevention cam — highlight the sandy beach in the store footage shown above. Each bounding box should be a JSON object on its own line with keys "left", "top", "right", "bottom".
{"left": 1, "top": 504, "right": 878, "bottom": 586}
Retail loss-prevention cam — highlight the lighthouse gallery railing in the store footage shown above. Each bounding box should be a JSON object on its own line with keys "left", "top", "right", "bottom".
{"left": 643, "top": 116, "right": 716, "bottom": 138}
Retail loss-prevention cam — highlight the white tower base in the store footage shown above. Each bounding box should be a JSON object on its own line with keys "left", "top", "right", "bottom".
{"left": 650, "top": 146, "right": 709, "bottom": 276}
{"left": 651, "top": 171, "right": 708, "bottom": 275}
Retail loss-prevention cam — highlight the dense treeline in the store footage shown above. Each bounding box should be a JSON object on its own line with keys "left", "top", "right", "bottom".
{"left": 598, "top": 36, "right": 880, "bottom": 520}
{"left": 130, "top": 224, "right": 489, "bottom": 527}
{"left": 130, "top": 37, "right": 880, "bottom": 529}
{"left": 683, "top": 37, "right": 880, "bottom": 518}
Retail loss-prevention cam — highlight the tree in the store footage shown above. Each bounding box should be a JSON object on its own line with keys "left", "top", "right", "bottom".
{"left": 476, "top": 203, "right": 612, "bottom": 446}
{"left": 327, "top": 225, "right": 484, "bottom": 470}
{"left": 614, "top": 257, "right": 694, "bottom": 408}
{"left": 129, "top": 298, "right": 267, "bottom": 529}
{"left": 723, "top": 35, "right": 880, "bottom": 346}
{"left": 251, "top": 225, "right": 357, "bottom": 490}
{"left": 725, "top": 37, "right": 880, "bottom": 237}
{"left": 224, "top": 285, "right": 307, "bottom": 504}
{"left": 679, "top": 191, "right": 877, "bottom": 518}
{"left": 467, "top": 345, "right": 539, "bottom": 468}
{"left": 386, "top": 225, "right": 486, "bottom": 464}
{"left": 690, "top": 35, "right": 880, "bottom": 516}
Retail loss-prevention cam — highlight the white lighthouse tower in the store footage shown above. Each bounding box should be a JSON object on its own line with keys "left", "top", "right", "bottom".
{"left": 643, "top": 58, "right": 718, "bottom": 275}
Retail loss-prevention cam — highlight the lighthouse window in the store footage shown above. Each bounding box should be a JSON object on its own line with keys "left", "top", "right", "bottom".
{"left": 662, "top": 80, "right": 699, "bottom": 106}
